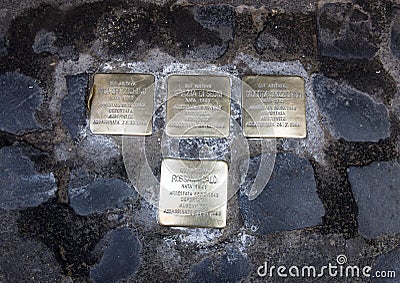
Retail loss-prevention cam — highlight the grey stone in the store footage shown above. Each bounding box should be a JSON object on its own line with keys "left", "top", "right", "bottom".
{"left": 0, "top": 72, "right": 44, "bottom": 135}
{"left": 372, "top": 249, "right": 400, "bottom": 283}
{"left": 253, "top": 13, "right": 316, "bottom": 58}
{"left": 186, "top": 43, "right": 228, "bottom": 61}
{"left": 318, "top": 3, "right": 378, "bottom": 59}
{"left": 194, "top": 5, "right": 235, "bottom": 41}
{"left": 69, "top": 170, "right": 136, "bottom": 216}
{"left": 255, "top": 32, "right": 285, "bottom": 53}
{"left": 391, "top": 14, "right": 400, "bottom": 60}
{"left": 177, "top": 4, "right": 233, "bottom": 61}
{"left": 58, "top": 45, "right": 79, "bottom": 61}
{"left": 32, "top": 29, "right": 57, "bottom": 54}
{"left": 188, "top": 248, "right": 251, "bottom": 283}
{"left": 61, "top": 73, "right": 88, "bottom": 140}
{"left": 348, "top": 161, "right": 400, "bottom": 239}
{"left": 313, "top": 75, "right": 390, "bottom": 142}
{"left": 0, "top": 146, "right": 57, "bottom": 210}
{"left": 0, "top": 211, "right": 64, "bottom": 281}
{"left": 90, "top": 227, "right": 141, "bottom": 282}
{"left": 239, "top": 153, "right": 324, "bottom": 234}
{"left": 0, "top": 36, "right": 7, "bottom": 57}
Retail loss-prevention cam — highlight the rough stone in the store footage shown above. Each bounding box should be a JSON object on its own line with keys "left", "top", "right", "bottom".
{"left": 168, "top": 6, "right": 228, "bottom": 61}
{"left": 2, "top": 1, "right": 400, "bottom": 281}
{"left": 255, "top": 32, "right": 284, "bottom": 53}
{"left": 0, "top": 211, "right": 64, "bottom": 282}
{"left": 18, "top": 199, "right": 110, "bottom": 279}
{"left": 90, "top": 227, "right": 141, "bottom": 282}
{"left": 69, "top": 173, "right": 136, "bottom": 216}
{"left": 185, "top": 44, "right": 228, "bottom": 61}
{"left": 187, "top": 248, "right": 250, "bottom": 282}
{"left": 61, "top": 73, "right": 88, "bottom": 140}
{"left": 372, "top": 249, "right": 400, "bottom": 283}
{"left": 254, "top": 13, "right": 317, "bottom": 59}
{"left": 32, "top": 29, "right": 57, "bottom": 54}
{"left": 313, "top": 75, "right": 390, "bottom": 142}
{"left": 0, "top": 36, "right": 6, "bottom": 57}
{"left": 58, "top": 45, "right": 79, "bottom": 61}
{"left": 319, "top": 58, "right": 397, "bottom": 105}
{"left": 348, "top": 161, "right": 400, "bottom": 239}
{"left": 194, "top": 5, "right": 235, "bottom": 41}
{"left": 0, "top": 72, "right": 44, "bottom": 135}
{"left": 391, "top": 14, "right": 400, "bottom": 60}
{"left": 0, "top": 146, "right": 57, "bottom": 210}
{"left": 318, "top": 3, "right": 378, "bottom": 59}
{"left": 239, "top": 153, "right": 325, "bottom": 234}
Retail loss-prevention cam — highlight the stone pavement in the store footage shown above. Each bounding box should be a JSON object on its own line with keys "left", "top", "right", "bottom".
{"left": 0, "top": 0, "right": 400, "bottom": 282}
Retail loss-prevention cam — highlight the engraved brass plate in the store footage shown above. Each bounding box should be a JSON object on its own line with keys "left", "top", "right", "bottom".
{"left": 89, "top": 73, "right": 155, "bottom": 135}
{"left": 242, "top": 76, "right": 306, "bottom": 138}
{"left": 159, "top": 158, "right": 228, "bottom": 228}
{"left": 166, "top": 75, "right": 231, "bottom": 138}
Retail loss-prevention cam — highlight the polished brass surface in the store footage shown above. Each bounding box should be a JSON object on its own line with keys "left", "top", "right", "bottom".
{"left": 166, "top": 75, "right": 231, "bottom": 138}
{"left": 159, "top": 158, "right": 228, "bottom": 228}
{"left": 242, "top": 76, "right": 306, "bottom": 138}
{"left": 89, "top": 73, "right": 154, "bottom": 135}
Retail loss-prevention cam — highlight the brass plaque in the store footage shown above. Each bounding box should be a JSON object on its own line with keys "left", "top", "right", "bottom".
{"left": 89, "top": 73, "right": 155, "bottom": 135}
{"left": 166, "top": 75, "right": 231, "bottom": 137}
{"left": 242, "top": 76, "right": 306, "bottom": 138}
{"left": 159, "top": 158, "right": 228, "bottom": 228}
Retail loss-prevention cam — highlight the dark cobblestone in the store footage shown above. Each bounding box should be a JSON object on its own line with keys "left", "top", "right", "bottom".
{"left": 187, "top": 248, "right": 250, "bottom": 283}
{"left": 255, "top": 12, "right": 317, "bottom": 60}
{"left": 318, "top": 3, "right": 378, "bottom": 59}
{"left": 0, "top": 36, "right": 7, "bottom": 57}
{"left": 61, "top": 73, "right": 88, "bottom": 141}
{"left": 0, "top": 146, "right": 56, "bottom": 210}
{"left": 239, "top": 153, "right": 324, "bottom": 234}
{"left": 69, "top": 172, "right": 136, "bottom": 216}
{"left": 0, "top": 72, "right": 45, "bottom": 135}
{"left": 90, "top": 227, "right": 141, "bottom": 282}
{"left": 32, "top": 29, "right": 57, "bottom": 54}
{"left": 391, "top": 12, "right": 400, "bottom": 59}
{"left": 313, "top": 74, "right": 390, "bottom": 142}
{"left": 348, "top": 161, "right": 400, "bottom": 238}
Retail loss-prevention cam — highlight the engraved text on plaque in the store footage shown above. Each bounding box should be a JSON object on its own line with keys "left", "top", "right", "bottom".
{"left": 159, "top": 158, "right": 228, "bottom": 228}
{"left": 89, "top": 73, "right": 155, "bottom": 135}
{"left": 166, "top": 75, "right": 231, "bottom": 138}
{"left": 242, "top": 76, "right": 306, "bottom": 138}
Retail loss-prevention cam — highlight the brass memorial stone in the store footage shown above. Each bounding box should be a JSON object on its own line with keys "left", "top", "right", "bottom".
{"left": 242, "top": 76, "right": 306, "bottom": 138}
{"left": 89, "top": 73, "right": 155, "bottom": 135}
{"left": 159, "top": 158, "right": 228, "bottom": 228}
{"left": 166, "top": 75, "right": 231, "bottom": 138}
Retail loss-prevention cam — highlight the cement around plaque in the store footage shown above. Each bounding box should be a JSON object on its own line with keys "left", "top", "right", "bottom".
{"left": 158, "top": 158, "right": 228, "bottom": 228}
{"left": 242, "top": 76, "right": 306, "bottom": 138}
{"left": 89, "top": 73, "right": 155, "bottom": 135}
{"left": 121, "top": 73, "right": 278, "bottom": 228}
{"left": 160, "top": 105, "right": 251, "bottom": 202}
{"left": 166, "top": 75, "right": 231, "bottom": 138}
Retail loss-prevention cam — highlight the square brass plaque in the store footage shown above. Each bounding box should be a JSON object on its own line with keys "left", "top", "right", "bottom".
{"left": 242, "top": 76, "right": 306, "bottom": 138}
{"left": 89, "top": 73, "right": 155, "bottom": 135}
{"left": 166, "top": 75, "right": 231, "bottom": 138}
{"left": 159, "top": 158, "right": 228, "bottom": 228}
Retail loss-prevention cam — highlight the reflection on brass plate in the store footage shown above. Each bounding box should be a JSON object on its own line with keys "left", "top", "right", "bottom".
{"left": 166, "top": 75, "right": 231, "bottom": 138}
{"left": 89, "top": 73, "right": 154, "bottom": 135}
{"left": 159, "top": 158, "right": 228, "bottom": 228}
{"left": 242, "top": 76, "right": 306, "bottom": 138}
